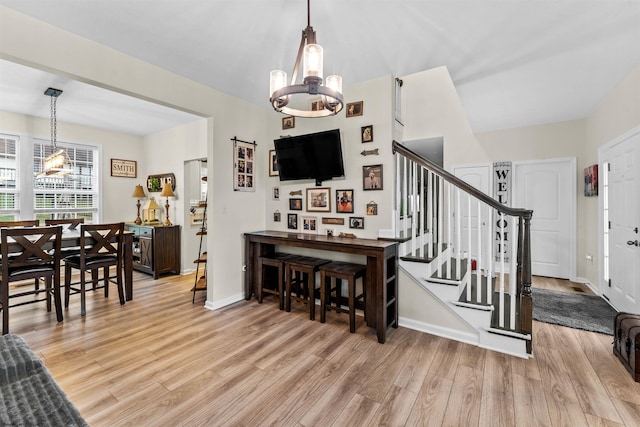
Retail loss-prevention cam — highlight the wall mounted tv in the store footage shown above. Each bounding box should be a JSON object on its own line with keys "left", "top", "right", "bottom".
{"left": 274, "top": 129, "right": 345, "bottom": 186}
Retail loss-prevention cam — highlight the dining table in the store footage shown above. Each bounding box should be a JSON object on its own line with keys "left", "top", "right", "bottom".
{"left": 3, "top": 228, "right": 135, "bottom": 301}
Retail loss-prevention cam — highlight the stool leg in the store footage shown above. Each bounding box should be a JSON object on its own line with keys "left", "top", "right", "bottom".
{"left": 257, "top": 259, "right": 264, "bottom": 304}
{"left": 285, "top": 265, "right": 292, "bottom": 312}
{"left": 277, "top": 263, "right": 284, "bottom": 310}
{"left": 349, "top": 277, "right": 356, "bottom": 333}
{"left": 320, "top": 270, "right": 327, "bottom": 323}
{"left": 309, "top": 270, "right": 316, "bottom": 321}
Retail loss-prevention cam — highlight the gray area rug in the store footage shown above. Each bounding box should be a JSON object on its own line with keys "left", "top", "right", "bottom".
{"left": 532, "top": 287, "right": 617, "bottom": 335}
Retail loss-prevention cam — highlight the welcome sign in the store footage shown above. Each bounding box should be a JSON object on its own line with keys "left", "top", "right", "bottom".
{"left": 493, "top": 161, "right": 512, "bottom": 262}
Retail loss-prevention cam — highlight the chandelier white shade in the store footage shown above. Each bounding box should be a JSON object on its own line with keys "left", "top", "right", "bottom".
{"left": 269, "top": 0, "right": 343, "bottom": 118}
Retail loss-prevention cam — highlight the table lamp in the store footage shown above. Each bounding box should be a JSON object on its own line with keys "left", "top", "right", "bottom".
{"left": 160, "top": 182, "right": 176, "bottom": 226}
{"left": 132, "top": 184, "right": 147, "bottom": 225}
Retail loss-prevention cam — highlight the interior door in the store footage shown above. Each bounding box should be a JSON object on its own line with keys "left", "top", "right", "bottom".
{"left": 453, "top": 164, "right": 491, "bottom": 267}
{"left": 513, "top": 159, "right": 575, "bottom": 279}
{"left": 606, "top": 130, "right": 640, "bottom": 314}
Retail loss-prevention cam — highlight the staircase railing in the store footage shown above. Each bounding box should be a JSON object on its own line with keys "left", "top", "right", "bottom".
{"left": 393, "top": 141, "right": 534, "bottom": 353}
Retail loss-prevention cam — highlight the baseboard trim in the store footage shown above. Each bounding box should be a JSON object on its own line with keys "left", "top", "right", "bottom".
{"left": 398, "top": 316, "right": 479, "bottom": 346}
{"left": 204, "top": 293, "right": 244, "bottom": 311}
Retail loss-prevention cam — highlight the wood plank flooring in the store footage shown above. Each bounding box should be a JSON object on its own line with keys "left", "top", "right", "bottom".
{"left": 7, "top": 273, "right": 640, "bottom": 426}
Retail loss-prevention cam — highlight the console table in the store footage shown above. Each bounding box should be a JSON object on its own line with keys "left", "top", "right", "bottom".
{"left": 244, "top": 231, "right": 398, "bottom": 343}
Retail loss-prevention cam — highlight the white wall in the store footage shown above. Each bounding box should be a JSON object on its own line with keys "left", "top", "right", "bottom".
{"left": 0, "top": 5, "right": 268, "bottom": 308}
{"left": 0, "top": 110, "right": 144, "bottom": 222}
{"left": 264, "top": 75, "right": 396, "bottom": 239}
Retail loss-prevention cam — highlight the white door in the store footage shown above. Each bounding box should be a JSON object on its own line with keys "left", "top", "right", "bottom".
{"left": 453, "top": 164, "right": 491, "bottom": 267}
{"left": 513, "top": 159, "right": 575, "bottom": 279}
{"left": 605, "top": 130, "right": 640, "bottom": 314}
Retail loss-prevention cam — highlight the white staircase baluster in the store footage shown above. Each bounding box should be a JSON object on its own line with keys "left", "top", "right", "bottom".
{"left": 499, "top": 212, "right": 505, "bottom": 328}
{"left": 476, "top": 199, "right": 482, "bottom": 304}
{"left": 466, "top": 193, "right": 471, "bottom": 301}
{"left": 487, "top": 208, "right": 493, "bottom": 305}
{"left": 411, "top": 161, "right": 417, "bottom": 256}
{"left": 455, "top": 187, "right": 461, "bottom": 280}
{"left": 510, "top": 217, "right": 517, "bottom": 328}
{"left": 419, "top": 167, "right": 425, "bottom": 255}
{"left": 427, "top": 170, "right": 433, "bottom": 259}
{"left": 395, "top": 153, "right": 401, "bottom": 238}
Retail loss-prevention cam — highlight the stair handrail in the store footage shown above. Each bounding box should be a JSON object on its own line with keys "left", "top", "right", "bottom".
{"left": 393, "top": 140, "right": 533, "bottom": 353}
{"left": 393, "top": 141, "right": 533, "bottom": 219}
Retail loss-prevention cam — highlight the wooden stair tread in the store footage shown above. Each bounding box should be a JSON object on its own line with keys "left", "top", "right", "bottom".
{"left": 400, "top": 243, "right": 447, "bottom": 264}
{"left": 196, "top": 230, "right": 207, "bottom": 236}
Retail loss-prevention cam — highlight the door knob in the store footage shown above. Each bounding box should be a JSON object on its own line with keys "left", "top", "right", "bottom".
{"left": 628, "top": 240, "right": 640, "bottom": 247}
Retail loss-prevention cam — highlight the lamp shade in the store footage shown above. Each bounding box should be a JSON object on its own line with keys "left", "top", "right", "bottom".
{"left": 160, "top": 182, "right": 175, "bottom": 198}
{"left": 303, "top": 44, "right": 323, "bottom": 80}
{"left": 132, "top": 184, "right": 146, "bottom": 198}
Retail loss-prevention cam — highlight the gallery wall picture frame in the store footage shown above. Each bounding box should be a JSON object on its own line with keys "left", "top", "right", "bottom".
{"left": 287, "top": 213, "right": 298, "bottom": 230}
{"left": 274, "top": 210, "right": 281, "bottom": 222}
{"left": 584, "top": 164, "right": 598, "bottom": 197}
{"left": 322, "top": 217, "right": 345, "bottom": 225}
{"left": 301, "top": 215, "right": 319, "bottom": 234}
{"left": 367, "top": 201, "right": 378, "bottom": 215}
{"left": 282, "top": 116, "right": 295, "bottom": 130}
{"left": 289, "top": 198, "right": 303, "bottom": 211}
{"left": 272, "top": 186, "right": 280, "bottom": 200}
{"left": 363, "top": 164, "right": 383, "bottom": 190}
{"left": 306, "top": 187, "right": 331, "bottom": 212}
{"left": 147, "top": 173, "right": 176, "bottom": 192}
{"left": 233, "top": 138, "right": 255, "bottom": 192}
{"left": 346, "top": 101, "right": 363, "bottom": 118}
{"left": 361, "top": 125, "right": 373, "bottom": 143}
{"left": 310, "top": 99, "right": 325, "bottom": 111}
{"left": 349, "top": 216, "right": 365, "bottom": 229}
{"left": 269, "top": 149, "right": 279, "bottom": 177}
{"left": 111, "top": 158, "right": 137, "bottom": 178}
{"left": 336, "top": 189, "right": 354, "bottom": 214}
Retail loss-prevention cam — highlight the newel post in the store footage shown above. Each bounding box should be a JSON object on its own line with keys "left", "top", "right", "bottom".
{"left": 521, "top": 211, "right": 533, "bottom": 354}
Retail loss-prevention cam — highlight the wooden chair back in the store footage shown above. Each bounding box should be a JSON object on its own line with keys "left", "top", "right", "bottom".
{"left": 79, "top": 222, "right": 124, "bottom": 263}
{"left": 0, "top": 220, "right": 39, "bottom": 228}
{"left": 1, "top": 226, "right": 62, "bottom": 275}
{"left": 45, "top": 218, "right": 84, "bottom": 230}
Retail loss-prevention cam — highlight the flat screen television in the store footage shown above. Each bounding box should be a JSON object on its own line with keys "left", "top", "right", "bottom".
{"left": 274, "top": 129, "right": 345, "bottom": 186}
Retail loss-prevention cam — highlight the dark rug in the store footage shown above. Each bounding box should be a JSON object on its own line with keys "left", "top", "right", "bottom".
{"left": 532, "top": 287, "right": 617, "bottom": 335}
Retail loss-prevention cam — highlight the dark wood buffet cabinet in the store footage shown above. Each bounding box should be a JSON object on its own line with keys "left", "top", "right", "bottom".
{"left": 125, "top": 224, "right": 181, "bottom": 279}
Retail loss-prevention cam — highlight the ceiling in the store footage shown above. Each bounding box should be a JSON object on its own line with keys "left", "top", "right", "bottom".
{"left": 0, "top": 1, "right": 638, "bottom": 136}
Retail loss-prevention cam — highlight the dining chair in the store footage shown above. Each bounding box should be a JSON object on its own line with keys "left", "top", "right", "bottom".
{"left": 1, "top": 225, "right": 63, "bottom": 335}
{"left": 64, "top": 222, "right": 125, "bottom": 316}
{"left": 44, "top": 218, "right": 84, "bottom": 230}
{"left": 0, "top": 220, "right": 42, "bottom": 291}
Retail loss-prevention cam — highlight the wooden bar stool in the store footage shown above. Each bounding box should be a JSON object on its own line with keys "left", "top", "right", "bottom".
{"left": 257, "top": 252, "right": 300, "bottom": 310}
{"left": 319, "top": 261, "right": 366, "bottom": 333}
{"left": 285, "top": 256, "right": 331, "bottom": 320}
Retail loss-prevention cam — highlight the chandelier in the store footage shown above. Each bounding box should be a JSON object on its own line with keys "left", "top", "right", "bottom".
{"left": 269, "top": 0, "right": 344, "bottom": 118}
{"left": 38, "top": 87, "right": 72, "bottom": 177}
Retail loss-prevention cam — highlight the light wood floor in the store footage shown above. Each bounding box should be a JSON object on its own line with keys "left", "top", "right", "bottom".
{"left": 7, "top": 273, "right": 640, "bottom": 426}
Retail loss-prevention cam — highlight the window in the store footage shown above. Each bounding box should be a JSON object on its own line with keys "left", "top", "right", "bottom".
{"left": 0, "top": 134, "right": 19, "bottom": 221}
{"left": 33, "top": 139, "right": 98, "bottom": 223}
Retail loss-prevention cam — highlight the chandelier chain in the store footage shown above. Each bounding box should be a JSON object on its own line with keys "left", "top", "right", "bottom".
{"left": 50, "top": 94, "right": 57, "bottom": 151}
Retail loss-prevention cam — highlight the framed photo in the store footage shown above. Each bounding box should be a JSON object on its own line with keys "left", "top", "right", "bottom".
{"left": 363, "top": 164, "right": 383, "bottom": 190}
{"left": 301, "top": 216, "right": 318, "bottom": 234}
{"left": 361, "top": 125, "right": 373, "bottom": 143}
{"left": 272, "top": 186, "right": 280, "bottom": 200}
{"left": 349, "top": 216, "right": 365, "bottom": 229}
{"left": 269, "top": 150, "right": 279, "bottom": 177}
{"left": 346, "top": 101, "right": 363, "bottom": 118}
{"left": 273, "top": 211, "right": 281, "bottom": 222}
{"left": 310, "top": 99, "right": 325, "bottom": 111}
{"left": 147, "top": 173, "right": 175, "bottom": 192}
{"left": 282, "top": 116, "right": 295, "bottom": 130}
{"left": 306, "top": 187, "right": 331, "bottom": 212}
{"left": 233, "top": 140, "right": 255, "bottom": 192}
{"left": 584, "top": 164, "right": 598, "bottom": 197}
{"left": 336, "top": 189, "right": 354, "bottom": 214}
{"left": 111, "top": 159, "right": 137, "bottom": 178}
{"left": 287, "top": 213, "right": 298, "bottom": 230}
{"left": 289, "top": 198, "right": 303, "bottom": 211}
{"left": 322, "top": 217, "right": 345, "bottom": 225}
{"left": 367, "top": 201, "right": 378, "bottom": 215}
